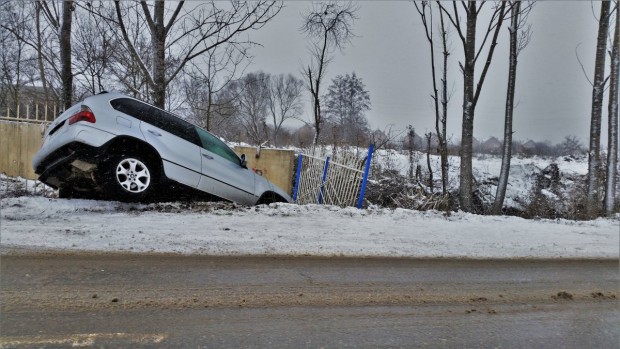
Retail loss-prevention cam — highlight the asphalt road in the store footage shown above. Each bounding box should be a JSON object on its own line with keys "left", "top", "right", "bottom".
{"left": 1, "top": 254, "right": 618, "bottom": 348}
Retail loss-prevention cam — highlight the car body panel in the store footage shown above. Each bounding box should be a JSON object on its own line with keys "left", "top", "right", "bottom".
{"left": 140, "top": 121, "right": 202, "bottom": 188}
{"left": 198, "top": 147, "right": 258, "bottom": 204}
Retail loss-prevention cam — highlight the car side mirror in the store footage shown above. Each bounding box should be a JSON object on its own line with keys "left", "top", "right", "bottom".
{"left": 240, "top": 154, "right": 248, "bottom": 168}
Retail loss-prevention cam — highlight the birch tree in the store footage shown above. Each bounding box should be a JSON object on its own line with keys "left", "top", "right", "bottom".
{"left": 493, "top": 1, "right": 533, "bottom": 214}
{"left": 586, "top": 0, "right": 611, "bottom": 218}
{"left": 301, "top": 1, "right": 358, "bottom": 145}
{"left": 414, "top": 1, "right": 452, "bottom": 195}
{"left": 605, "top": 3, "right": 619, "bottom": 216}
{"left": 439, "top": 1, "right": 508, "bottom": 212}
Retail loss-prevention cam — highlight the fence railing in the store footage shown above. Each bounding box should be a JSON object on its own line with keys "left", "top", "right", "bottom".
{"left": 293, "top": 145, "right": 374, "bottom": 208}
{"left": 0, "top": 103, "right": 60, "bottom": 124}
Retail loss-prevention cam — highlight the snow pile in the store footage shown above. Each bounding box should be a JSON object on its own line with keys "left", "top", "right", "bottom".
{"left": 1, "top": 196, "right": 617, "bottom": 259}
{"left": 0, "top": 174, "right": 56, "bottom": 199}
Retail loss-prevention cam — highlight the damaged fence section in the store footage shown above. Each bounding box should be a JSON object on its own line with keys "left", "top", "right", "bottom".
{"left": 293, "top": 144, "right": 374, "bottom": 208}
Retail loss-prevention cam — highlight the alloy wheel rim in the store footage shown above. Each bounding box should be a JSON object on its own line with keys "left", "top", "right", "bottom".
{"left": 116, "top": 158, "right": 150, "bottom": 193}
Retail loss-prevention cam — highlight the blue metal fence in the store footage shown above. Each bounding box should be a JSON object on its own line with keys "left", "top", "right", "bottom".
{"left": 292, "top": 144, "right": 374, "bottom": 208}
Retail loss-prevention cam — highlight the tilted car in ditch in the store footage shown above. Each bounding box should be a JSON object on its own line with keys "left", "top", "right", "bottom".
{"left": 33, "top": 92, "right": 291, "bottom": 205}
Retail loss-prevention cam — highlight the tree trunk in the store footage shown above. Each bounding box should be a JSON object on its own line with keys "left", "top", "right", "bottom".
{"left": 426, "top": 133, "right": 434, "bottom": 193}
{"left": 439, "top": 9, "right": 449, "bottom": 195}
{"left": 312, "top": 90, "right": 321, "bottom": 145}
{"left": 459, "top": 2, "right": 477, "bottom": 212}
{"left": 493, "top": 1, "right": 521, "bottom": 214}
{"left": 60, "top": 1, "right": 73, "bottom": 110}
{"left": 605, "top": 6, "right": 619, "bottom": 216}
{"left": 151, "top": 1, "right": 166, "bottom": 108}
{"left": 587, "top": 1, "right": 611, "bottom": 218}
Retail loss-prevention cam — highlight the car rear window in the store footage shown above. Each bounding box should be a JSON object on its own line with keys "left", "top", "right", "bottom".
{"left": 111, "top": 98, "right": 199, "bottom": 145}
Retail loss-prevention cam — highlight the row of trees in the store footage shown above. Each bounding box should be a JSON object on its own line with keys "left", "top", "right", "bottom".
{"left": 0, "top": 1, "right": 371, "bottom": 147}
{"left": 414, "top": 1, "right": 618, "bottom": 217}
{"left": 1, "top": 1, "right": 617, "bottom": 217}
{"left": 0, "top": 1, "right": 282, "bottom": 111}
{"left": 185, "top": 70, "right": 372, "bottom": 148}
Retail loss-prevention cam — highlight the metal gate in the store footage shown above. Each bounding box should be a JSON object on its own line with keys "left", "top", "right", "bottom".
{"left": 292, "top": 144, "right": 374, "bottom": 208}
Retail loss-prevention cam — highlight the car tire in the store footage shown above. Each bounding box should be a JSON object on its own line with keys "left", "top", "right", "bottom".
{"left": 101, "top": 154, "right": 158, "bottom": 202}
{"left": 257, "top": 192, "right": 285, "bottom": 205}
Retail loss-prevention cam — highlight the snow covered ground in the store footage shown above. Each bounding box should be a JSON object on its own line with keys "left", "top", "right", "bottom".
{"left": 1, "top": 196, "right": 617, "bottom": 259}
{"left": 371, "top": 149, "right": 592, "bottom": 210}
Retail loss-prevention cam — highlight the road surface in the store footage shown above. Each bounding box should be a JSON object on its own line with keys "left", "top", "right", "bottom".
{"left": 1, "top": 254, "right": 618, "bottom": 348}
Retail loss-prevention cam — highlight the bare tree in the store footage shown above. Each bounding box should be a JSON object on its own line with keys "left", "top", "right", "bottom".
{"left": 232, "top": 71, "right": 271, "bottom": 145}
{"left": 72, "top": 7, "right": 115, "bottom": 98}
{"left": 184, "top": 43, "right": 248, "bottom": 131}
{"left": 439, "top": 1, "right": 508, "bottom": 212}
{"left": 300, "top": 1, "right": 358, "bottom": 145}
{"left": 0, "top": 1, "right": 29, "bottom": 113}
{"left": 37, "top": 0, "right": 72, "bottom": 107}
{"left": 493, "top": 1, "right": 533, "bottom": 214}
{"left": 267, "top": 74, "right": 304, "bottom": 147}
{"left": 1, "top": 1, "right": 62, "bottom": 108}
{"left": 605, "top": 3, "right": 619, "bottom": 216}
{"left": 110, "top": 1, "right": 281, "bottom": 108}
{"left": 586, "top": 1, "right": 612, "bottom": 218}
{"left": 414, "top": 1, "right": 452, "bottom": 195}
{"left": 559, "top": 135, "right": 585, "bottom": 156}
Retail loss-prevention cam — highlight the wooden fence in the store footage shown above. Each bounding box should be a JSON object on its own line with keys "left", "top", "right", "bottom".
{"left": 1, "top": 102, "right": 60, "bottom": 124}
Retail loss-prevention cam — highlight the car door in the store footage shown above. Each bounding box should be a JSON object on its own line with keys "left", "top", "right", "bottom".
{"left": 194, "top": 126, "right": 257, "bottom": 204}
{"left": 138, "top": 105, "right": 202, "bottom": 188}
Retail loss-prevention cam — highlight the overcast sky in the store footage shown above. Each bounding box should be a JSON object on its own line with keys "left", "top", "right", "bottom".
{"left": 245, "top": 1, "right": 614, "bottom": 145}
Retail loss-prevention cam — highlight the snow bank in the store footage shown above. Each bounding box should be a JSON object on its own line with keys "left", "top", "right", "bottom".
{"left": 1, "top": 197, "right": 617, "bottom": 259}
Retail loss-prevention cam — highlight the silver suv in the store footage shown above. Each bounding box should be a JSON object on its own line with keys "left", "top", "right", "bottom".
{"left": 33, "top": 92, "right": 291, "bottom": 205}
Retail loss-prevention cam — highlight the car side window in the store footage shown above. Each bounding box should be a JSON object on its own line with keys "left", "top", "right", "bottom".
{"left": 111, "top": 98, "right": 199, "bottom": 145}
{"left": 145, "top": 106, "right": 200, "bottom": 145}
{"left": 195, "top": 127, "right": 241, "bottom": 165}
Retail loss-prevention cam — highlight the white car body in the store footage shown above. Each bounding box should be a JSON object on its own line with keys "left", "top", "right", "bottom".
{"left": 33, "top": 92, "right": 291, "bottom": 205}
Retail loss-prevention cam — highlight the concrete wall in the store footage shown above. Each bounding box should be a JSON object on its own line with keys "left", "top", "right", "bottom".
{"left": 0, "top": 120, "right": 45, "bottom": 180}
{"left": 234, "top": 146, "right": 296, "bottom": 195}
{"left": 0, "top": 121, "right": 297, "bottom": 195}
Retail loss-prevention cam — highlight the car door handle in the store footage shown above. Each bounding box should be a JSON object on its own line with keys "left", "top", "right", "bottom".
{"left": 202, "top": 154, "right": 213, "bottom": 160}
{"left": 147, "top": 129, "right": 162, "bottom": 136}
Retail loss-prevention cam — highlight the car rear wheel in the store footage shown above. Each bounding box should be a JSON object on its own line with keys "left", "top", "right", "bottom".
{"left": 102, "top": 154, "right": 158, "bottom": 202}
{"left": 257, "top": 192, "right": 286, "bottom": 205}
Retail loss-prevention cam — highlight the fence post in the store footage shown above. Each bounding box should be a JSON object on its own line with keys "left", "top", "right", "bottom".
{"left": 292, "top": 154, "right": 303, "bottom": 203}
{"left": 356, "top": 144, "right": 375, "bottom": 209}
{"left": 318, "top": 156, "right": 330, "bottom": 204}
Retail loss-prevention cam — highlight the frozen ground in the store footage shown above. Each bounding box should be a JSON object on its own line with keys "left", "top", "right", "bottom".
{"left": 1, "top": 196, "right": 618, "bottom": 259}
{"left": 372, "top": 149, "right": 592, "bottom": 210}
